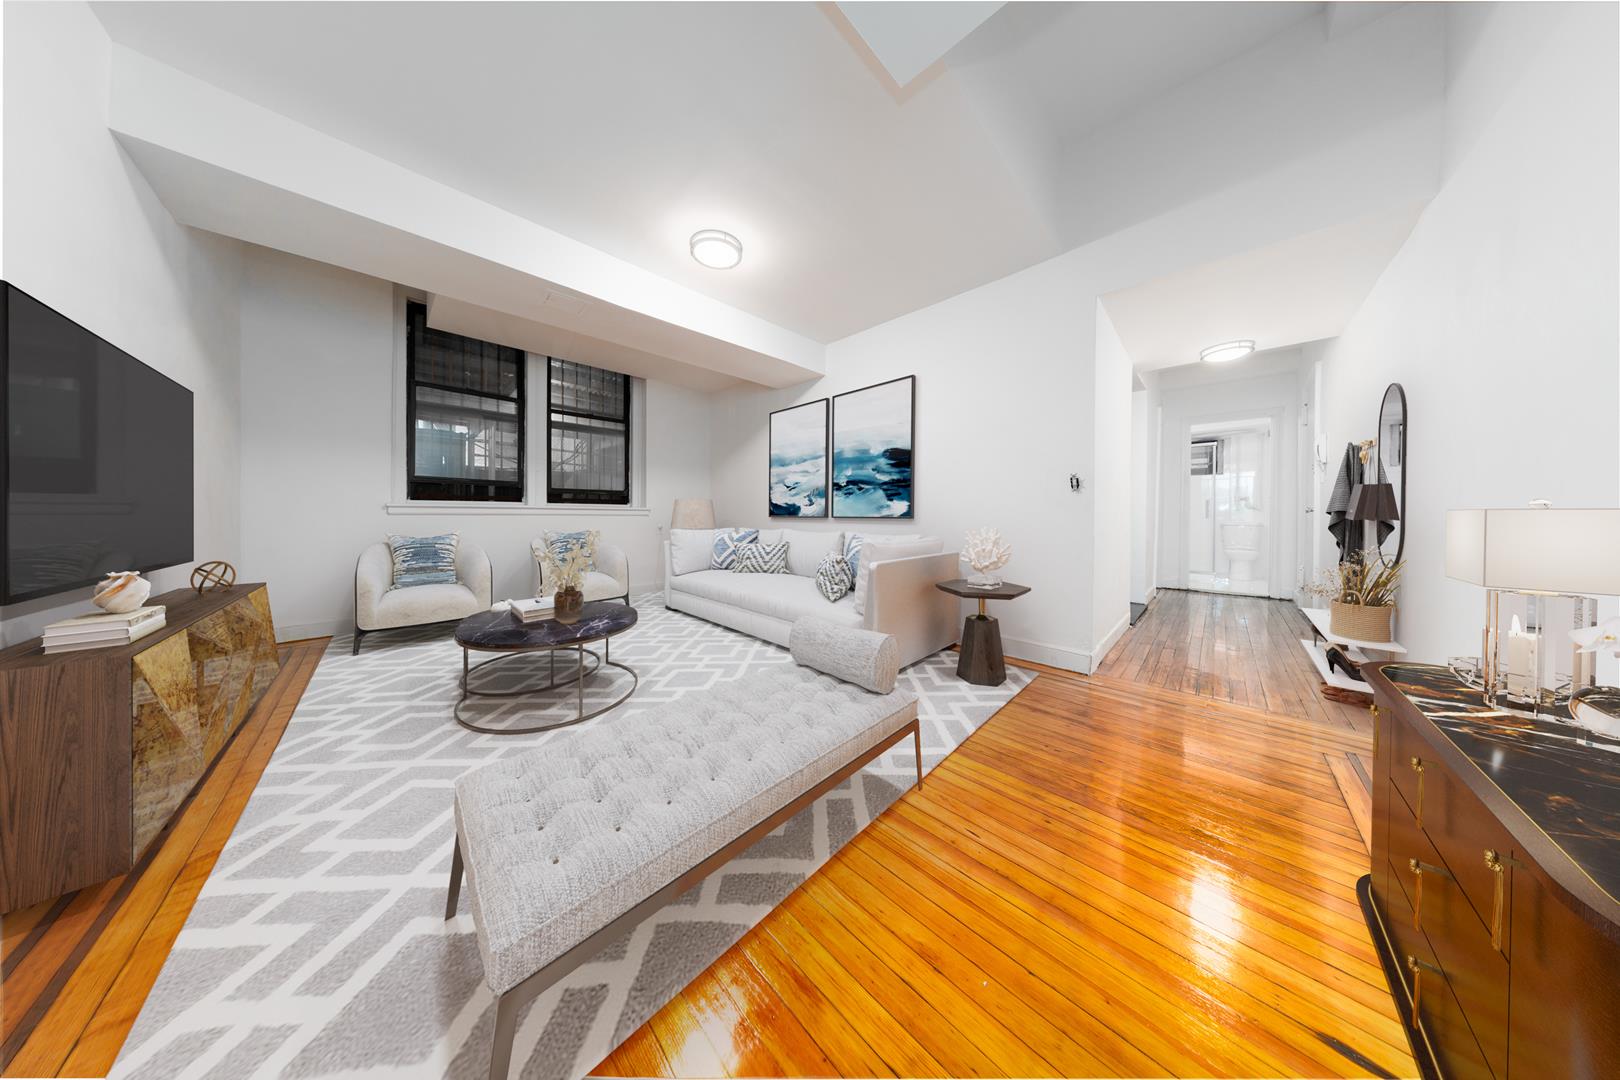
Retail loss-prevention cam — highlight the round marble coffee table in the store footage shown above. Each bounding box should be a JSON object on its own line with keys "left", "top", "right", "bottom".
{"left": 452, "top": 602, "right": 639, "bottom": 734}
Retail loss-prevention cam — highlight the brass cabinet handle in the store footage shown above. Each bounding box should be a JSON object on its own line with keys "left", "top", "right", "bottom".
{"left": 1409, "top": 756, "right": 1426, "bottom": 827}
{"left": 1484, "top": 849, "right": 1521, "bottom": 952}
{"left": 1407, "top": 857, "right": 1450, "bottom": 930}
{"left": 1371, "top": 704, "right": 1381, "bottom": 758}
{"left": 1406, "top": 954, "right": 1442, "bottom": 1022}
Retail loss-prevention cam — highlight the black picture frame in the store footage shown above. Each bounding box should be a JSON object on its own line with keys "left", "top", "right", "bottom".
{"left": 767, "top": 397, "right": 829, "bottom": 518}
{"left": 831, "top": 375, "right": 915, "bottom": 520}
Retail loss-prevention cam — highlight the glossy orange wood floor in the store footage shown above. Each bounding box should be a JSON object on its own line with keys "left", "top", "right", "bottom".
{"left": 594, "top": 667, "right": 1409, "bottom": 1078}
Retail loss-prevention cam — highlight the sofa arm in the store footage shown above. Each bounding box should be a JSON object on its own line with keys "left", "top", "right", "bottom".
{"left": 863, "top": 551, "right": 961, "bottom": 668}
{"left": 457, "top": 541, "right": 493, "bottom": 608}
{"left": 355, "top": 542, "right": 394, "bottom": 631}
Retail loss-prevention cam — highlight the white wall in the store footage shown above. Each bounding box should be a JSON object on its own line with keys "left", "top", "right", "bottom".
{"left": 1091, "top": 303, "right": 1133, "bottom": 655}
{"left": 1154, "top": 351, "right": 1307, "bottom": 600}
{"left": 237, "top": 246, "right": 712, "bottom": 640}
{"left": 1316, "top": 1, "right": 1620, "bottom": 667}
{"left": 1128, "top": 370, "right": 1161, "bottom": 606}
{"left": 0, "top": 1, "right": 243, "bottom": 646}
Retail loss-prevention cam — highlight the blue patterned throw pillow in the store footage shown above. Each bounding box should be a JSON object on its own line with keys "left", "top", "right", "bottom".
{"left": 815, "top": 551, "right": 854, "bottom": 601}
{"left": 843, "top": 533, "right": 865, "bottom": 579}
{"left": 734, "top": 542, "right": 789, "bottom": 574}
{"left": 541, "top": 529, "right": 597, "bottom": 571}
{"left": 711, "top": 528, "right": 760, "bottom": 570}
{"left": 387, "top": 532, "right": 459, "bottom": 590}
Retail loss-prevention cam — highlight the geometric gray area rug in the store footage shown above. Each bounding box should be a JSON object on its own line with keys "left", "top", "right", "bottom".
{"left": 112, "top": 594, "right": 1033, "bottom": 1080}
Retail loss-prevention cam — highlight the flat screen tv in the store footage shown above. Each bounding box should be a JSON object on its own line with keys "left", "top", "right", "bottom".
{"left": 2, "top": 282, "right": 193, "bottom": 604}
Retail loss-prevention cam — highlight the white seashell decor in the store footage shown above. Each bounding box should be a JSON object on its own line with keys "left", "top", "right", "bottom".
{"left": 93, "top": 570, "right": 152, "bottom": 614}
{"left": 962, "top": 528, "right": 1012, "bottom": 587}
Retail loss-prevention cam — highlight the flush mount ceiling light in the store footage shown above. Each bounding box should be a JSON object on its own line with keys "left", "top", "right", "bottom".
{"left": 689, "top": 229, "right": 742, "bottom": 270}
{"left": 1200, "top": 340, "right": 1256, "bottom": 364}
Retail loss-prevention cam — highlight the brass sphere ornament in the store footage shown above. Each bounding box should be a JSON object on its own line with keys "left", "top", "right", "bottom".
{"left": 191, "top": 560, "right": 237, "bottom": 593}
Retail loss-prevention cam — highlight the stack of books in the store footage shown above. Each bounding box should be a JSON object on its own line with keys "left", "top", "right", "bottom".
{"left": 42, "top": 606, "right": 167, "bottom": 654}
{"left": 510, "top": 596, "right": 556, "bottom": 624}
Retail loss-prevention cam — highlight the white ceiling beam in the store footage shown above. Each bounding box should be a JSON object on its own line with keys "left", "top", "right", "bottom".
{"left": 105, "top": 45, "right": 825, "bottom": 389}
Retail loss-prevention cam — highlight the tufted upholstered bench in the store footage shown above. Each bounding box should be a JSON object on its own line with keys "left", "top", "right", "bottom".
{"left": 446, "top": 620, "right": 919, "bottom": 1079}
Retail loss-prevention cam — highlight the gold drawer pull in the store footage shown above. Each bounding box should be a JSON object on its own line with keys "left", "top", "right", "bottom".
{"left": 1407, "top": 857, "right": 1450, "bottom": 930}
{"left": 1406, "top": 954, "right": 1442, "bottom": 1021}
{"left": 1371, "top": 704, "right": 1381, "bottom": 757}
{"left": 1484, "top": 849, "right": 1521, "bottom": 952}
{"left": 1409, "top": 756, "right": 1426, "bottom": 827}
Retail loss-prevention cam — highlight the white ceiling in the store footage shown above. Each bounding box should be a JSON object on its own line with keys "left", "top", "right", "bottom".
{"left": 1101, "top": 203, "right": 1427, "bottom": 372}
{"left": 835, "top": 2, "right": 1005, "bottom": 88}
{"left": 90, "top": 1, "right": 1331, "bottom": 343}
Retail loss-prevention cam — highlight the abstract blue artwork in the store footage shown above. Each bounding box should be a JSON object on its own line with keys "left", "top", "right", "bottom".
{"left": 768, "top": 398, "right": 827, "bottom": 517}
{"left": 832, "top": 376, "right": 914, "bottom": 519}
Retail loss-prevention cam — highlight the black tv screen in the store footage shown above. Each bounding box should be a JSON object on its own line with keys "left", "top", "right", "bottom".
{"left": 2, "top": 282, "right": 193, "bottom": 604}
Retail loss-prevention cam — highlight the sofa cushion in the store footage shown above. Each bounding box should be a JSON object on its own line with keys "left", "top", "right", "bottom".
{"left": 369, "top": 581, "right": 481, "bottom": 630}
{"left": 854, "top": 537, "right": 942, "bottom": 615}
{"left": 453, "top": 664, "right": 917, "bottom": 993}
{"left": 815, "top": 552, "right": 854, "bottom": 602}
{"left": 710, "top": 528, "right": 759, "bottom": 570}
{"left": 733, "top": 541, "right": 789, "bottom": 574}
{"left": 387, "top": 532, "right": 459, "bottom": 590}
{"left": 779, "top": 528, "right": 843, "bottom": 577}
{"left": 672, "top": 570, "right": 861, "bottom": 627}
{"left": 668, "top": 529, "right": 716, "bottom": 576}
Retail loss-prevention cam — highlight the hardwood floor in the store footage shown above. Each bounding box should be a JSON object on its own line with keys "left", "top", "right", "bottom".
{"left": 595, "top": 657, "right": 1409, "bottom": 1077}
{"left": 0, "top": 638, "right": 327, "bottom": 1078}
{"left": 1096, "top": 589, "right": 1373, "bottom": 735}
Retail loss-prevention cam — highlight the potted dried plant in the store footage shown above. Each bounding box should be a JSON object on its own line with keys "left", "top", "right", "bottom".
{"left": 541, "top": 543, "right": 592, "bottom": 624}
{"left": 1308, "top": 552, "right": 1403, "bottom": 643}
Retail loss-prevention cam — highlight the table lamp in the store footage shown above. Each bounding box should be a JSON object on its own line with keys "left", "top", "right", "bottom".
{"left": 670, "top": 499, "right": 715, "bottom": 530}
{"left": 1445, "top": 504, "right": 1620, "bottom": 710}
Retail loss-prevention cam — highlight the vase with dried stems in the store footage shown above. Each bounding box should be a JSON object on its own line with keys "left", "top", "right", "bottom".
{"left": 541, "top": 543, "right": 593, "bottom": 624}
{"left": 1308, "top": 551, "right": 1403, "bottom": 643}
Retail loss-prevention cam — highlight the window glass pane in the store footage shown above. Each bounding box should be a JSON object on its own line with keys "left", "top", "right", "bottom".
{"left": 406, "top": 302, "right": 523, "bottom": 499}
{"left": 546, "top": 357, "right": 629, "bottom": 503}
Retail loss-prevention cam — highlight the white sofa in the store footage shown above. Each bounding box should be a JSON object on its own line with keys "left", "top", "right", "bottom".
{"left": 663, "top": 531, "right": 959, "bottom": 668}
{"left": 354, "top": 540, "right": 492, "bottom": 655}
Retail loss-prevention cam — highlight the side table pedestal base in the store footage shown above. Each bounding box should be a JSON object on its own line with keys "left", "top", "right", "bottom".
{"left": 958, "top": 614, "right": 1006, "bottom": 687}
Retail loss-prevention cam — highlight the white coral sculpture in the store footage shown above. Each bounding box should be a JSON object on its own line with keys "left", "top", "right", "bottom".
{"left": 963, "top": 528, "right": 1012, "bottom": 579}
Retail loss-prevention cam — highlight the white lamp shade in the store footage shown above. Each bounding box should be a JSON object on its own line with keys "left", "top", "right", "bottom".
{"left": 1445, "top": 508, "right": 1620, "bottom": 595}
{"left": 670, "top": 498, "right": 716, "bottom": 530}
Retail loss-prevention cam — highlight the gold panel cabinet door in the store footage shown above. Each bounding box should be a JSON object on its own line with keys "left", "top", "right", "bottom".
{"left": 131, "top": 631, "right": 203, "bottom": 859}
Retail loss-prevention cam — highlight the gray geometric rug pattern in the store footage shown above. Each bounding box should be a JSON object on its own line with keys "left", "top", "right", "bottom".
{"left": 111, "top": 595, "right": 1032, "bottom": 1080}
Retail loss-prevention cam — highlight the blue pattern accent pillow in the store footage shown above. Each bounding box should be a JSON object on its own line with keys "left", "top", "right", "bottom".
{"left": 541, "top": 529, "right": 597, "bottom": 571}
{"left": 711, "top": 528, "right": 760, "bottom": 570}
{"left": 734, "top": 542, "right": 789, "bottom": 574}
{"left": 387, "top": 532, "right": 459, "bottom": 590}
{"left": 843, "top": 533, "right": 865, "bottom": 579}
{"left": 815, "top": 551, "right": 854, "bottom": 601}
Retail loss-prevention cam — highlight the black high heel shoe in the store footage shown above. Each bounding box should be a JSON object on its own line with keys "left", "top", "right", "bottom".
{"left": 1325, "top": 646, "right": 1365, "bottom": 683}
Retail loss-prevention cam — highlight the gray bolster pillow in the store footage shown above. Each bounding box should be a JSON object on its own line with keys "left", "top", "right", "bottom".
{"left": 789, "top": 617, "right": 900, "bottom": 694}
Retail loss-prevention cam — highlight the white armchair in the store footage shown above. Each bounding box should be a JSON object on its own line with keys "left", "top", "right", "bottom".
{"left": 353, "top": 540, "right": 492, "bottom": 655}
{"left": 530, "top": 539, "right": 630, "bottom": 604}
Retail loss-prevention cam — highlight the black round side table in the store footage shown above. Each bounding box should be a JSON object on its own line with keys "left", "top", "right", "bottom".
{"left": 935, "top": 579, "right": 1030, "bottom": 687}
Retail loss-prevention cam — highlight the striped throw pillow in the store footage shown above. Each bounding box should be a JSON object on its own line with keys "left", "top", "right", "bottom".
{"left": 814, "top": 551, "right": 854, "bottom": 601}
{"left": 711, "top": 528, "right": 760, "bottom": 570}
{"left": 387, "top": 532, "right": 459, "bottom": 590}
{"left": 843, "top": 532, "right": 865, "bottom": 578}
{"left": 733, "top": 542, "right": 789, "bottom": 574}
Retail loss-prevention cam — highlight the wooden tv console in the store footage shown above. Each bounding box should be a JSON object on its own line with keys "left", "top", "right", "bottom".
{"left": 0, "top": 584, "right": 279, "bottom": 912}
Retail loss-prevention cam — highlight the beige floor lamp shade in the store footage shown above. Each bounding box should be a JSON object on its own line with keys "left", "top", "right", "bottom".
{"left": 670, "top": 499, "right": 716, "bottom": 530}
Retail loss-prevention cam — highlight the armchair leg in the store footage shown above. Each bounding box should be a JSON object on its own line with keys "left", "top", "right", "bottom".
{"left": 489, "top": 991, "right": 519, "bottom": 1080}
{"left": 352, "top": 627, "right": 366, "bottom": 656}
{"left": 446, "top": 835, "right": 464, "bottom": 919}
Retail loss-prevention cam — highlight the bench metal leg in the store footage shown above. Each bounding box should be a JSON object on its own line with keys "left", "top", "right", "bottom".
{"left": 446, "top": 836, "right": 464, "bottom": 920}
{"left": 489, "top": 990, "right": 520, "bottom": 1080}
{"left": 914, "top": 725, "right": 923, "bottom": 787}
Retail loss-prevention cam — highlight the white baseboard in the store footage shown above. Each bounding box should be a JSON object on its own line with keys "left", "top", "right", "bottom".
{"left": 1089, "top": 611, "right": 1131, "bottom": 670}
{"left": 1002, "top": 635, "right": 1093, "bottom": 674}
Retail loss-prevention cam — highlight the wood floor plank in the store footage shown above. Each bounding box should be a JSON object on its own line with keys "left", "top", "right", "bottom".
{"left": 601, "top": 591, "right": 1412, "bottom": 1078}
{"left": 1329, "top": 753, "right": 1376, "bottom": 855}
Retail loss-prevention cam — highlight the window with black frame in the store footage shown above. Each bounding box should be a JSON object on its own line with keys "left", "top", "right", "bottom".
{"left": 547, "top": 358, "right": 631, "bottom": 505}
{"left": 406, "top": 302, "right": 524, "bottom": 502}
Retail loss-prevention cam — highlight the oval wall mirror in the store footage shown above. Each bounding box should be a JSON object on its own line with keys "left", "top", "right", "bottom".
{"left": 1375, "top": 382, "right": 1407, "bottom": 564}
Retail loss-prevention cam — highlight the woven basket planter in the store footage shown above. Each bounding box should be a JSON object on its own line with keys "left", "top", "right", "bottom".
{"left": 1331, "top": 600, "right": 1394, "bottom": 643}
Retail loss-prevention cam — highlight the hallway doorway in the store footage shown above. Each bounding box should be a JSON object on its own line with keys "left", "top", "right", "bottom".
{"left": 1184, "top": 417, "right": 1272, "bottom": 597}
